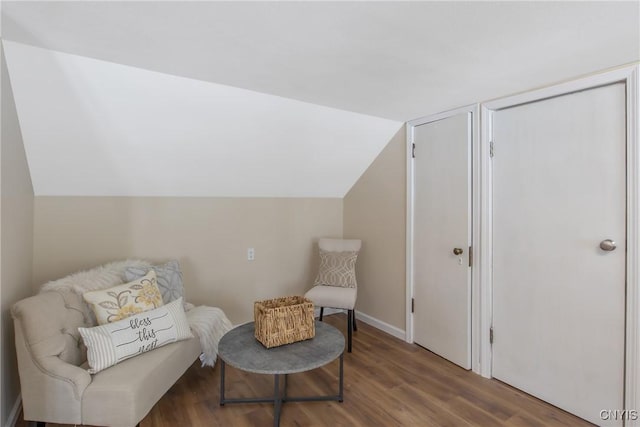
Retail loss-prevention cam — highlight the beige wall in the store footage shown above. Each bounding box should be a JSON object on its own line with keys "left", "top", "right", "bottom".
{"left": 344, "top": 126, "right": 406, "bottom": 330}
{"left": 1, "top": 45, "right": 35, "bottom": 425}
{"left": 33, "top": 197, "right": 342, "bottom": 324}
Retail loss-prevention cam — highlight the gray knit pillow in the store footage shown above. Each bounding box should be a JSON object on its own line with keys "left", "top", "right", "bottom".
{"left": 313, "top": 250, "right": 358, "bottom": 288}
{"left": 124, "top": 260, "right": 184, "bottom": 305}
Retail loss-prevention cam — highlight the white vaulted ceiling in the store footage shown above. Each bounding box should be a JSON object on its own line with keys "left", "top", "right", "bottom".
{"left": 1, "top": 1, "right": 639, "bottom": 197}
{"left": 3, "top": 41, "right": 401, "bottom": 197}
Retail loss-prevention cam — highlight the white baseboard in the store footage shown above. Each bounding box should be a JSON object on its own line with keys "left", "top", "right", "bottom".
{"left": 355, "top": 310, "right": 406, "bottom": 341}
{"left": 314, "top": 307, "right": 406, "bottom": 341}
{"left": 5, "top": 394, "right": 21, "bottom": 427}
{"left": 314, "top": 307, "right": 343, "bottom": 317}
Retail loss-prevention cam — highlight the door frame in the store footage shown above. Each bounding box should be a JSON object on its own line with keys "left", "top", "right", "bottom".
{"left": 479, "top": 64, "right": 640, "bottom": 415}
{"left": 405, "top": 104, "right": 481, "bottom": 372}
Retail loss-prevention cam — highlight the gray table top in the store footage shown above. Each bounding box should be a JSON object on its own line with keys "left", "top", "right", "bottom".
{"left": 218, "top": 321, "right": 345, "bottom": 375}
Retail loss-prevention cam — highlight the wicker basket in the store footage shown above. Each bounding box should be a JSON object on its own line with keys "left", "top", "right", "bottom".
{"left": 254, "top": 296, "right": 315, "bottom": 348}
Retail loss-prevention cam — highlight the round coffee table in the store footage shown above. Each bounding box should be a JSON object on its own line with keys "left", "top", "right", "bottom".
{"left": 218, "top": 321, "right": 345, "bottom": 427}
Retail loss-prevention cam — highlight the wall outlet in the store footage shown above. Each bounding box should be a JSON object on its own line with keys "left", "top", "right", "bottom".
{"left": 247, "top": 247, "right": 255, "bottom": 261}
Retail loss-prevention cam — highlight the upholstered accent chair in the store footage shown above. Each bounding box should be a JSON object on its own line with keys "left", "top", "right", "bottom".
{"left": 304, "top": 238, "right": 361, "bottom": 352}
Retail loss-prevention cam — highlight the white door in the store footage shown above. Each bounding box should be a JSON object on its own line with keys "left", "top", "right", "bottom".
{"left": 492, "top": 83, "right": 626, "bottom": 425}
{"left": 413, "top": 112, "right": 472, "bottom": 369}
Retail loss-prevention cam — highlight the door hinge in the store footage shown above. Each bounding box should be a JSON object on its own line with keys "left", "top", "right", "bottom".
{"left": 489, "top": 140, "right": 495, "bottom": 158}
{"left": 412, "top": 142, "right": 416, "bottom": 158}
{"left": 468, "top": 246, "right": 472, "bottom": 267}
{"left": 490, "top": 327, "right": 494, "bottom": 344}
{"left": 411, "top": 297, "right": 415, "bottom": 313}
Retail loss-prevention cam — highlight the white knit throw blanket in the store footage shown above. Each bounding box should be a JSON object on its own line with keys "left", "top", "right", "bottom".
{"left": 40, "top": 259, "right": 233, "bottom": 367}
{"left": 186, "top": 306, "right": 233, "bottom": 366}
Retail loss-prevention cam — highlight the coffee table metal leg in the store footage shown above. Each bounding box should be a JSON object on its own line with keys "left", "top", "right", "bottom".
{"left": 219, "top": 360, "right": 226, "bottom": 406}
{"left": 219, "top": 357, "right": 342, "bottom": 425}
{"left": 274, "top": 374, "right": 282, "bottom": 427}
{"left": 284, "top": 373, "right": 288, "bottom": 397}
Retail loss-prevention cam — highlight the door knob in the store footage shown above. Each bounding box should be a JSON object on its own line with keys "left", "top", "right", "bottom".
{"left": 453, "top": 248, "right": 464, "bottom": 255}
{"left": 599, "top": 239, "right": 616, "bottom": 251}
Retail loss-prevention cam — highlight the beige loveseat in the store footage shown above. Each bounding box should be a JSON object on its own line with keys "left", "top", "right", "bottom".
{"left": 12, "top": 282, "right": 202, "bottom": 426}
{"left": 13, "top": 290, "right": 201, "bottom": 426}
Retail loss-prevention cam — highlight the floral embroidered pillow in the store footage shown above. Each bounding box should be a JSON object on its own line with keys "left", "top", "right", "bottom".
{"left": 83, "top": 270, "right": 164, "bottom": 325}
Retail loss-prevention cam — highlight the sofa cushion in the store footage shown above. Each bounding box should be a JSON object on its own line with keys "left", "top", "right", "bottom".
{"left": 83, "top": 270, "right": 163, "bottom": 325}
{"left": 79, "top": 298, "right": 193, "bottom": 374}
{"left": 124, "top": 260, "right": 184, "bottom": 305}
{"left": 82, "top": 335, "right": 201, "bottom": 427}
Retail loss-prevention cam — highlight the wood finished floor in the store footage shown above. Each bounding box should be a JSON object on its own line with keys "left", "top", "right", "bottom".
{"left": 17, "top": 314, "right": 593, "bottom": 427}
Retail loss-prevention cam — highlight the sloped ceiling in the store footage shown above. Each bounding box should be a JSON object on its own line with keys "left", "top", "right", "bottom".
{"left": 1, "top": 1, "right": 639, "bottom": 197}
{"left": 4, "top": 41, "right": 401, "bottom": 197}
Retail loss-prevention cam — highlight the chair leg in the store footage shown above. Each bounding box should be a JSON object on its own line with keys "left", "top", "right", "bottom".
{"left": 347, "top": 309, "right": 353, "bottom": 352}
{"left": 319, "top": 307, "right": 324, "bottom": 321}
{"left": 352, "top": 309, "right": 357, "bottom": 331}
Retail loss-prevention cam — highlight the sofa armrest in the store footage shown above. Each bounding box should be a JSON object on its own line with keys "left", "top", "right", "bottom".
{"left": 37, "top": 354, "right": 92, "bottom": 399}
{"left": 14, "top": 321, "right": 91, "bottom": 425}
{"left": 12, "top": 291, "right": 94, "bottom": 424}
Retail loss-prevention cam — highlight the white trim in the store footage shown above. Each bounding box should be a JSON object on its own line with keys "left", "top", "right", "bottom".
{"left": 625, "top": 65, "right": 640, "bottom": 425}
{"left": 406, "top": 104, "right": 479, "bottom": 370}
{"left": 314, "top": 307, "right": 343, "bottom": 318}
{"left": 477, "top": 105, "right": 493, "bottom": 378}
{"left": 483, "top": 64, "right": 639, "bottom": 111}
{"left": 405, "top": 123, "right": 414, "bottom": 343}
{"left": 407, "top": 105, "right": 479, "bottom": 128}
{"left": 465, "top": 110, "right": 474, "bottom": 370}
{"left": 470, "top": 105, "right": 483, "bottom": 376}
{"left": 312, "top": 308, "right": 406, "bottom": 341}
{"left": 479, "top": 64, "right": 640, "bottom": 403}
{"left": 355, "top": 310, "right": 406, "bottom": 341}
{"left": 5, "top": 394, "right": 21, "bottom": 427}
